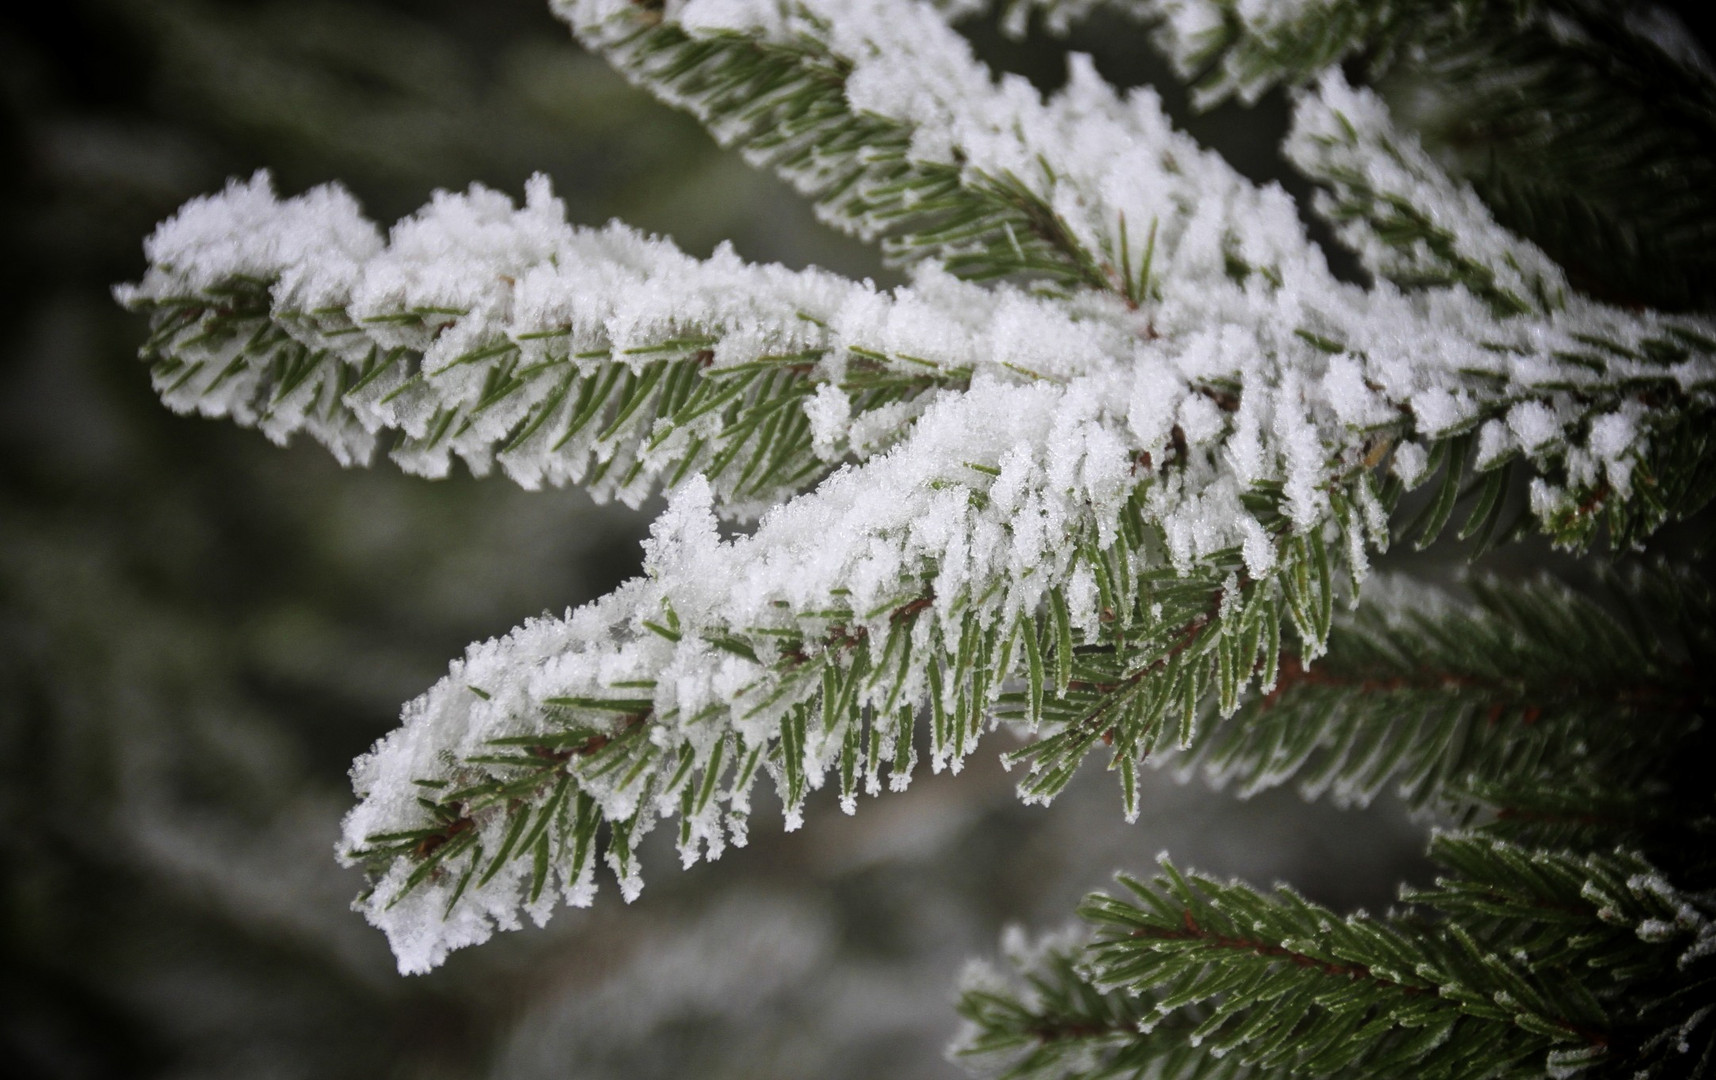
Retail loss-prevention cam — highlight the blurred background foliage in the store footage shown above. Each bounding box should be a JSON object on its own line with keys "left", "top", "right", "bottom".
{"left": 1, "top": 2, "right": 1474, "bottom": 1077}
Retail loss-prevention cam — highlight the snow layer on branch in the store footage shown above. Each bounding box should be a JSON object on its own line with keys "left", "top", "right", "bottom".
{"left": 132, "top": 173, "right": 385, "bottom": 299}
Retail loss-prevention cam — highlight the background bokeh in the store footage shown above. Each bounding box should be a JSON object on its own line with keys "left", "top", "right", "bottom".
{"left": 0, "top": 3, "right": 1541, "bottom": 1076}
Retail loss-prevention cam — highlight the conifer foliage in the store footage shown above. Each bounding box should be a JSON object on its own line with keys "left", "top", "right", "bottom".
{"left": 120, "top": 0, "right": 1714, "bottom": 1075}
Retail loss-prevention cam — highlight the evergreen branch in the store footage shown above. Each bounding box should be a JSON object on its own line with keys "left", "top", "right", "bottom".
{"left": 555, "top": 0, "right": 1368, "bottom": 310}
{"left": 119, "top": 0, "right": 1716, "bottom": 1001}
{"left": 1286, "top": 70, "right": 1568, "bottom": 317}
{"left": 1167, "top": 567, "right": 1713, "bottom": 813}
{"left": 1139, "top": 0, "right": 1487, "bottom": 109}
{"left": 558, "top": 0, "right": 1117, "bottom": 293}
{"left": 1386, "top": 1, "right": 1716, "bottom": 312}
{"left": 967, "top": 838, "right": 1713, "bottom": 1079}
{"left": 557, "top": 0, "right": 1402, "bottom": 315}
{"left": 954, "top": 929, "right": 1257, "bottom": 1079}
{"left": 1139, "top": 0, "right": 1716, "bottom": 309}
{"left": 1075, "top": 855, "right": 1605, "bottom": 1079}
{"left": 116, "top": 173, "right": 1061, "bottom": 512}
{"left": 338, "top": 377, "right": 1357, "bottom": 971}
{"left": 128, "top": 8, "right": 1716, "bottom": 547}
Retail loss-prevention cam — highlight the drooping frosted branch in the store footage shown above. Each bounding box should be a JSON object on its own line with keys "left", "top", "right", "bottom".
{"left": 342, "top": 377, "right": 1147, "bottom": 971}
{"left": 124, "top": 6, "right": 1716, "bottom": 541}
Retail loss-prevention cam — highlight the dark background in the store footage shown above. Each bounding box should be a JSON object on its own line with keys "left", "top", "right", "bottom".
{"left": 5, "top": 1, "right": 1664, "bottom": 1076}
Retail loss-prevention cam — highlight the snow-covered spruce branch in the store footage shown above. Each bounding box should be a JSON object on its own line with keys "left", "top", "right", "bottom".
{"left": 340, "top": 375, "right": 1299, "bottom": 973}
{"left": 957, "top": 836, "right": 1715, "bottom": 1079}
{"left": 560, "top": 0, "right": 1121, "bottom": 292}
{"left": 554, "top": 0, "right": 1395, "bottom": 305}
{"left": 116, "top": 172, "right": 1092, "bottom": 512}
{"left": 123, "top": 0, "right": 1716, "bottom": 978}
{"left": 1163, "top": 566, "right": 1713, "bottom": 815}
